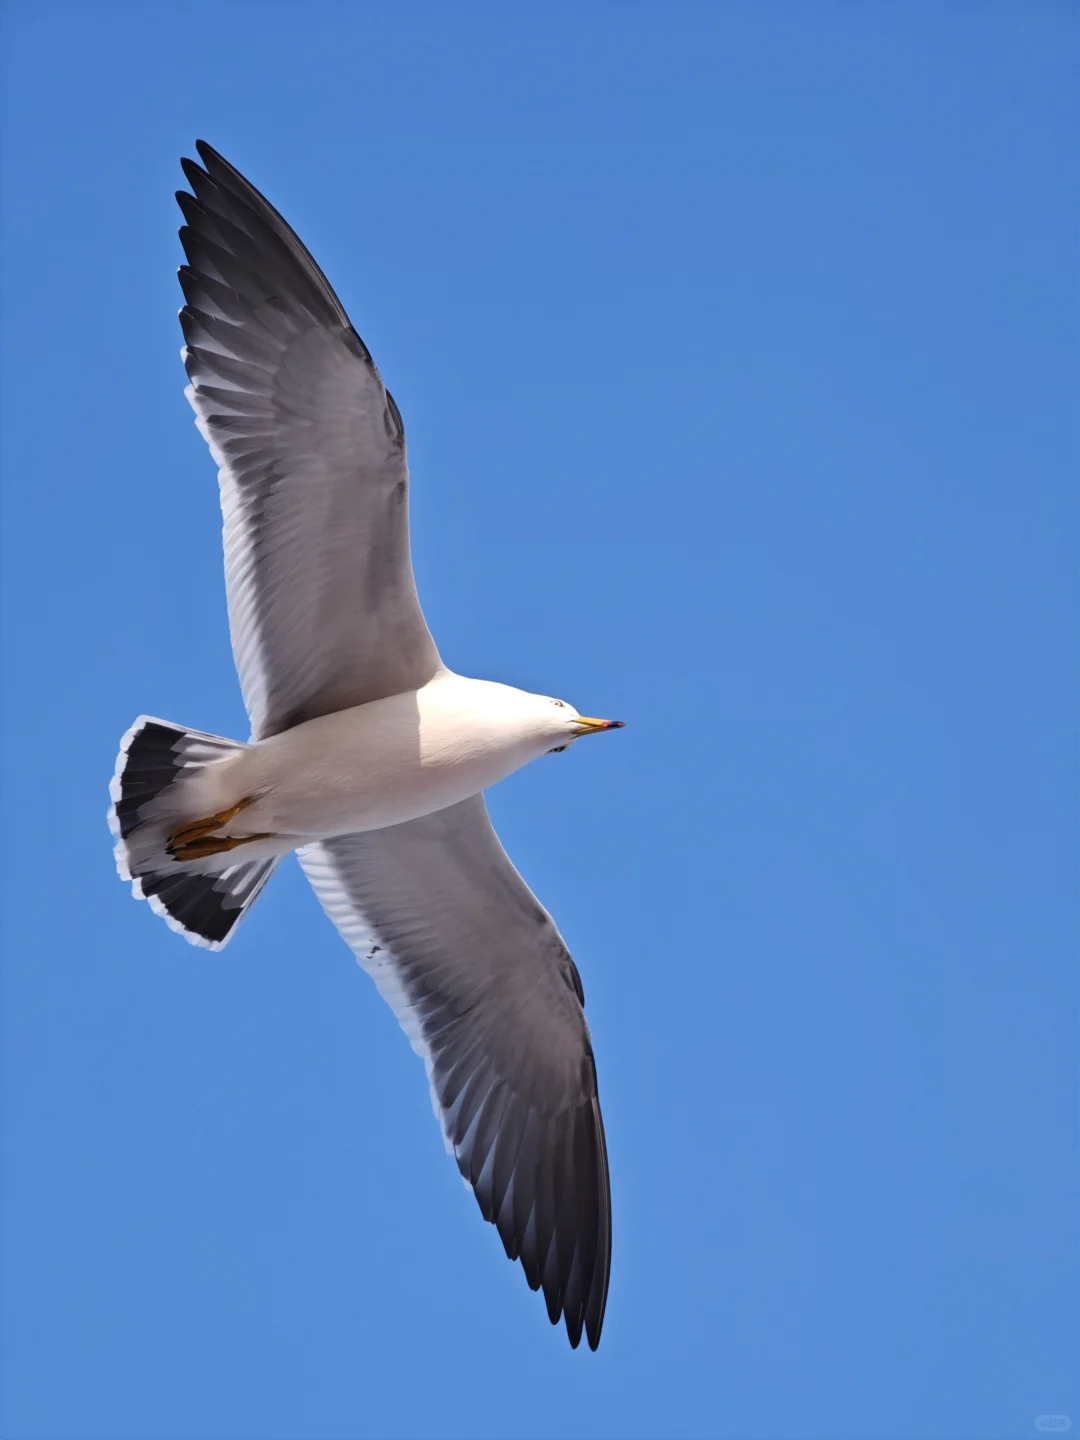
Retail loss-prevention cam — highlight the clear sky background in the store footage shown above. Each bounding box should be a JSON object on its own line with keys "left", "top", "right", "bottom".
{"left": 1, "top": 4, "right": 1076, "bottom": 1439}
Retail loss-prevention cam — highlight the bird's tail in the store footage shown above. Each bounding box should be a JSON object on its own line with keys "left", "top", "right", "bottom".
{"left": 109, "top": 715, "right": 280, "bottom": 950}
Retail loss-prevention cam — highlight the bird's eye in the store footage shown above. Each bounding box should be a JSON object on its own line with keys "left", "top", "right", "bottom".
{"left": 551, "top": 699, "right": 566, "bottom": 708}
{"left": 548, "top": 745, "right": 567, "bottom": 754}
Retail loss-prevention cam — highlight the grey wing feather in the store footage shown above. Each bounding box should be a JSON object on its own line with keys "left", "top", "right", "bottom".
{"left": 299, "top": 794, "right": 612, "bottom": 1350}
{"left": 177, "top": 141, "right": 441, "bottom": 739}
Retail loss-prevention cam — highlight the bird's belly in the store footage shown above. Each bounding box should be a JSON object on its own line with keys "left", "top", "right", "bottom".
{"left": 223, "top": 700, "right": 522, "bottom": 840}
{"left": 247, "top": 759, "right": 488, "bottom": 837}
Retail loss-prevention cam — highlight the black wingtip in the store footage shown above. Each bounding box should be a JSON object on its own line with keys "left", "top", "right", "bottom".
{"left": 176, "top": 192, "right": 204, "bottom": 227}
{"left": 194, "top": 140, "right": 239, "bottom": 185}
{"left": 179, "top": 157, "right": 205, "bottom": 190}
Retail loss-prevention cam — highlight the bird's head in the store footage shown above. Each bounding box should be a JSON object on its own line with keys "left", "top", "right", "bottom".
{"left": 533, "top": 695, "right": 625, "bottom": 755}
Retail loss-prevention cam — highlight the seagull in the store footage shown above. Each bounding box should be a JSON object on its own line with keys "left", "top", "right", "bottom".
{"left": 108, "top": 142, "right": 623, "bottom": 1350}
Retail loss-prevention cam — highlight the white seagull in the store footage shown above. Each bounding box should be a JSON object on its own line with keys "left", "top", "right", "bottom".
{"left": 109, "top": 142, "right": 623, "bottom": 1350}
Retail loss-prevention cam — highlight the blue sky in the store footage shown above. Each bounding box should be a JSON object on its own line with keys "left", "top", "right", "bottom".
{"left": 1, "top": 4, "right": 1076, "bottom": 1438}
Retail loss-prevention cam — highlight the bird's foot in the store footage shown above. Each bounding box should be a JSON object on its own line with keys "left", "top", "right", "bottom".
{"left": 167, "top": 797, "right": 275, "bottom": 862}
{"left": 169, "top": 829, "right": 278, "bottom": 862}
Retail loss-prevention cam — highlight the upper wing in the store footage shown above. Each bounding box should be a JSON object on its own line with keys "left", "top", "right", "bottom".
{"left": 177, "top": 142, "right": 441, "bottom": 739}
{"left": 299, "top": 795, "right": 612, "bottom": 1350}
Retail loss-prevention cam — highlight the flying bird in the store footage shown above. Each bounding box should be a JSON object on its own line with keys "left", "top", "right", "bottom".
{"left": 109, "top": 142, "right": 622, "bottom": 1350}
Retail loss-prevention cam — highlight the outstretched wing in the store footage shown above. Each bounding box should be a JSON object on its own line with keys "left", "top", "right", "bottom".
{"left": 178, "top": 141, "right": 441, "bottom": 739}
{"left": 299, "top": 795, "right": 612, "bottom": 1350}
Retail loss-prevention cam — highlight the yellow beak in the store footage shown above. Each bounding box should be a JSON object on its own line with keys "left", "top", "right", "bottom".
{"left": 573, "top": 717, "right": 626, "bottom": 736}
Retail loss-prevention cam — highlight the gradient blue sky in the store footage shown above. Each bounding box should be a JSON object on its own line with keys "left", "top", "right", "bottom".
{"left": 1, "top": 5, "right": 1076, "bottom": 1439}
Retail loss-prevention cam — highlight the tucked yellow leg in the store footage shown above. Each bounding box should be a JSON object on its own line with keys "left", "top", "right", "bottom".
{"left": 170, "top": 830, "right": 278, "bottom": 863}
{"left": 167, "top": 796, "right": 277, "bottom": 862}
